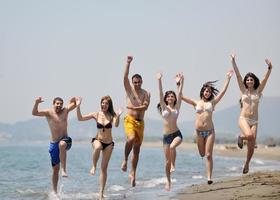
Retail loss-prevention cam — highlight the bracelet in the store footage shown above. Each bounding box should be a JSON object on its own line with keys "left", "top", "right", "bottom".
{"left": 268, "top": 66, "right": 272, "bottom": 70}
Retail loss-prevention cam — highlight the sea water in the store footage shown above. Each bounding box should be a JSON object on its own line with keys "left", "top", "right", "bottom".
{"left": 0, "top": 142, "right": 279, "bottom": 200}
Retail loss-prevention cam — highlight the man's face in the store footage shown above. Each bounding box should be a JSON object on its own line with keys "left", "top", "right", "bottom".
{"left": 53, "top": 100, "right": 63, "bottom": 113}
{"left": 132, "top": 77, "right": 142, "bottom": 90}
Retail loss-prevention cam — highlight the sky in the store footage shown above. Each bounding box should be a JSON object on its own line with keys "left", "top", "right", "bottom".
{"left": 0, "top": 0, "right": 279, "bottom": 124}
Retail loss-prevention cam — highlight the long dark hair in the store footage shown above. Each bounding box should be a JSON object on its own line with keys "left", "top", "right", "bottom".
{"left": 157, "top": 90, "right": 177, "bottom": 114}
{"left": 243, "top": 72, "right": 260, "bottom": 89}
{"left": 100, "top": 95, "right": 116, "bottom": 119}
{"left": 200, "top": 81, "right": 219, "bottom": 101}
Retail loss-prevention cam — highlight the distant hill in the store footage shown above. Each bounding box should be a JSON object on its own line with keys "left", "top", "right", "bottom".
{"left": 0, "top": 96, "right": 279, "bottom": 143}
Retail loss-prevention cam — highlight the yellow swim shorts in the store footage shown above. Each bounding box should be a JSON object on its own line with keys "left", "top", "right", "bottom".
{"left": 124, "top": 115, "right": 145, "bottom": 143}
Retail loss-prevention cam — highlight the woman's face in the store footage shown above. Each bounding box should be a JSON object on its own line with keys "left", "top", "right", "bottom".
{"left": 101, "top": 99, "right": 109, "bottom": 112}
{"left": 203, "top": 88, "right": 212, "bottom": 100}
{"left": 246, "top": 76, "right": 255, "bottom": 88}
{"left": 166, "top": 93, "right": 176, "bottom": 105}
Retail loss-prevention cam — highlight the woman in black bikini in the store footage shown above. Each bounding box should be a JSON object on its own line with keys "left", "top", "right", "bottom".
{"left": 76, "top": 96, "right": 122, "bottom": 200}
{"left": 181, "top": 70, "right": 232, "bottom": 184}
{"left": 230, "top": 54, "right": 272, "bottom": 174}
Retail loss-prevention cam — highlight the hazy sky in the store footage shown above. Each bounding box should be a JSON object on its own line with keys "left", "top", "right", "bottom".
{"left": 0, "top": 0, "right": 279, "bottom": 124}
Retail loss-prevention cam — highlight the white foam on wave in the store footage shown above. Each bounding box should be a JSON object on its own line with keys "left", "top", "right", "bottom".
{"left": 16, "top": 189, "right": 36, "bottom": 194}
{"left": 192, "top": 175, "right": 203, "bottom": 179}
{"left": 138, "top": 177, "right": 176, "bottom": 188}
{"left": 227, "top": 166, "right": 238, "bottom": 171}
{"left": 108, "top": 184, "right": 126, "bottom": 192}
{"left": 253, "top": 159, "right": 265, "bottom": 165}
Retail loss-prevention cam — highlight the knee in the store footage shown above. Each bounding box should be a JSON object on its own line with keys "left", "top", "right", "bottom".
{"left": 59, "top": 141, "right": 67, "bottom": 149}
{"left": 53, "top": 165, "right": 59, "bottom": 174}
{"left": 206, "top": 153, "right": 212, "bottom": 160}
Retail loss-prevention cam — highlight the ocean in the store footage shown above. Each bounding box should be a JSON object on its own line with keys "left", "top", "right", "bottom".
{"left": 0, "top": 142, "right": 279, "bottom": 200}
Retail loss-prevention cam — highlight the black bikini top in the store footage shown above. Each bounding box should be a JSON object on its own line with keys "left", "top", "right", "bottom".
{"left": 96, "top": 122, "right": 112, "bottom": 129}
{"left": 96, "top": 112, "right": 112, "bottom": 131}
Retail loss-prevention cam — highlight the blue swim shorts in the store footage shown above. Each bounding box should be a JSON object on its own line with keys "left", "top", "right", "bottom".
{"left": 163, "top": 130, "right": 183, "bottom": 145}
{"left": 49, "top": 136, "right": 72, "bottom": 166}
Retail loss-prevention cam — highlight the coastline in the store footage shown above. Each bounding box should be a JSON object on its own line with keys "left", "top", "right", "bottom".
{"left": 158, "top": 141, "right": 280, "bottom": 200}
{"left": 174, "top": 170, "right": 280, "bottom": 200}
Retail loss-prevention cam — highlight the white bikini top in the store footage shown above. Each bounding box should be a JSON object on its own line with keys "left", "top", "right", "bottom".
{"left": 195, "top": 102, "right": 213, "bottom": 113}
{"left": 162, "top": 109, "right": 179, "bottom": 119}
{"left": 241, "top": 90, "right": 261, "bottom": 104}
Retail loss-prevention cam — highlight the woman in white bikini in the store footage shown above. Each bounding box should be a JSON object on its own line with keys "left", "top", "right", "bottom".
{"left": 76, "top": 96, "right": 122, "bottom": 200}
{"left": 230, "top": 54, "right": 272, "bottom": 174}
{"left": 156, "top": 72, "right": 184, "bottom": 191}
{"left": 181, "top": 70, "right": 233, "bottom": 184}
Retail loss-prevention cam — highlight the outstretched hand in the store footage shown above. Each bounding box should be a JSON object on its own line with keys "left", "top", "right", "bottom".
{"left": 230, "top": 54, "right": 236, "bottom": 62}
{"left": 265, "top": 59, "right": 272, "bottom": 70}
{"left": 175, "top": 72, "right": 184, "bottom": 84}
{"left": 75, "top": 97, "right": 82, "bottom": 106}
{"left": 156, "top": 72, "right": 162, "bottom": 80}
{"left": 227, "top": 69, "right": 234, "bottom": 78}
{"left": 116, "top": 107, "right": 124, "bottom": 116}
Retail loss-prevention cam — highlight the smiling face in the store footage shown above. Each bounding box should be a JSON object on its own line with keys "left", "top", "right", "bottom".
{"left": 132, "top": 77, "right": 142, "bottom": 90}
{"left": 203, "top": 87, "right": 212, "bottom": 100}
{"left": 53, "top": 100, "right": 63, "bottom": 113}
{"left": 245, "top": 76, "right": 255, "bottom": 89}
{"left": 164, "top": 91, "right": 177, "bottom": 106}
{"left": 101, "top": 99, "right": 109, "bottom": 112}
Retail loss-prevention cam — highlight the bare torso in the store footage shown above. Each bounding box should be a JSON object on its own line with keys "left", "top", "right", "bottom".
{"left": 95, "top": 111, "right": 113, "bottom": 143}
{"left": 240, "top": 90, "right": 261, "bottom": 120}
{"left": 46, "top": 108, "right": 69, "bottom": 142}
{"left": 195, "top": 100, "right": 214, "bottom": 130}
{"left": 126, "top": 88, "right": 149, "bottom": 120}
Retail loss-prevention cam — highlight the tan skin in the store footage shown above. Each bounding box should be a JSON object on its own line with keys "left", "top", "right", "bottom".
{"left": 230, "top": 54, "right": 272, "bottom": 174}
{"left": 76, "top": 96, "right": 122, "bottom": 200}
{"left": 32, "top": 97, "right": 77, "bottom": 193}
{"left": 121, "top": 56, "right": 150, "bottom": 187}
{"left": 157, "top": 72, "right": 184, "bottom": 191}
{"left": 181, "top": 71, "right": 232, "bottom": 183}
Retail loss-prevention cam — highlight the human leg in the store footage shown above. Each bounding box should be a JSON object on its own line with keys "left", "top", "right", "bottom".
{"left": 163, "top": 144, "right": 171, "bottom": 191}
{"left": 130, "top": 141, "right": 141, "bottom": 187}
{"left": 90, "top": 139, "right": 103, "bottom": 175}
{"left": 52, "top": 164, "right": 60, "bottom": 193}
{"left": 59, "top": 140, "right": 68, "bottom": 177}
{"left": 243, "top": 126, "right": 257, "bottom": 174}
{"left": 121, "top": 135, "right": 135, "bottom": 172}
{"left": 169, "top": 135, "right": 182, "bottom": 173}
{"left": 205, "top": 132, "right": 215, "bottom": 183}
{"left": 99, "top": 144, "right": 113, "bottom": 200}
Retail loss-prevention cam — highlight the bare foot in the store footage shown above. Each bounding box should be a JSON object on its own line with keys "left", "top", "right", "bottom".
{"left": 90, "top": 166, "right": 96, "bottom": 175}
{"left": 99, "top": 193, "right": 105, "bottom": 200}
{"left": 61, "top": 170, "right": 68, "bottom": 177}
{"left": 129, "top": 173, "right": 136, "bottom": 187}
{"left": 121, "top": 160, "right": 127, "bottom": 172}
{"left": 165, "top": 182, "right": 171, "bottom": 191}
{"left": 243, "top": 164, "right": 249, "bottom": 174}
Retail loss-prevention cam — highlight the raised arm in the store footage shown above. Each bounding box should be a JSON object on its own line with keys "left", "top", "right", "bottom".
{"left": 76, "top": 97, "right": 95, "bottom": 121}
{"left": 230, "top": 54, "right": 246, "bottom": 93}
{"left": 175, "top": 72, "right": 184, "bottom": 109}
{"left": 180, "top": 76, "right": 196, "bottom": 107}
{"left": 157, "top": 72, "right": 166, "bottom": 110}
{"left": 32, "top": 97, "right": 49, "bottom": 116}
{"left": 257, "top": 59, "right": 272, "bottom": 93}
{"left": 66, "top": 97, "right": 77, "bottom": 112}
{"left": 213, "top": 70, "right": 233, "bottom": 106}
{"left": 124, "top": 56, "right": 133, "bottom": 93}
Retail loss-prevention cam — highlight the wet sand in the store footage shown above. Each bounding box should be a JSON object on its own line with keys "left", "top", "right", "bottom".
{"left": 175, "top": 170, "right": 280, "bottom": 200}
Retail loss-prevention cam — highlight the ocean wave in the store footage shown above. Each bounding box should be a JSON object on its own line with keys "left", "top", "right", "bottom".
{"left": 192, "top": 175, "right": 203, "bottom": 179}
{"left": 138, "top": 177, "right": 176, "bottom": 188}
{"left": 108, "top": 184, "right": 126, "bottom": 192}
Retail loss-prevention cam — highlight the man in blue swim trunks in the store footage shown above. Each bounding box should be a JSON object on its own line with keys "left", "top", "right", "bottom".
{"left": 32, "top": 96, "right": 77, "bottom": 193}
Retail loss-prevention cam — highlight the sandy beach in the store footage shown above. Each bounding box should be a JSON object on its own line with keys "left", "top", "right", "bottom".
{"left": 175, "top": 171, "right": 280, "bottom": 200}
{"left": 142, "top": 141, "right": 280, "bottom": 200}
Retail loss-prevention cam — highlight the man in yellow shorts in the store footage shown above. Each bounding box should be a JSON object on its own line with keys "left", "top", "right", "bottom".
{"left": 121, "top": 56, "right": 150, "bottom": 187}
